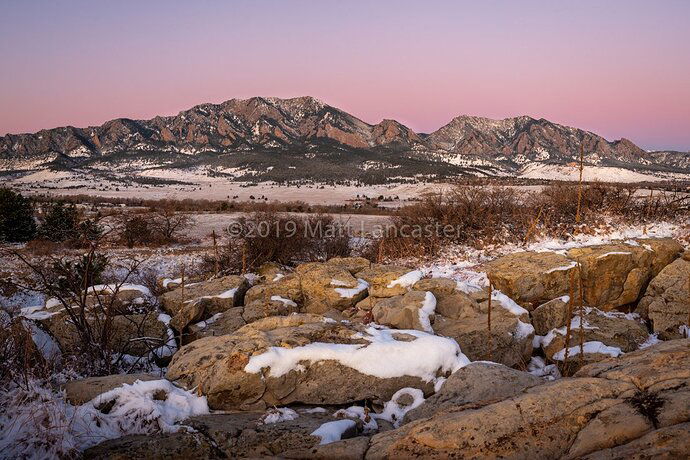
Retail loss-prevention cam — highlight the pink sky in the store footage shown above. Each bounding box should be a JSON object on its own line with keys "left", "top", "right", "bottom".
{"left": 1, "top": 1, "right": 689, "bottom": 151}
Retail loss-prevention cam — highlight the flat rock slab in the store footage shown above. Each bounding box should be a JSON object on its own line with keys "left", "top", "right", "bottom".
{"left": 64, "top": 373, "right": 159, "bottom": 405}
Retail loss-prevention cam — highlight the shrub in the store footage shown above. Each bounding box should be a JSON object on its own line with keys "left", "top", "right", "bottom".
{"left": 118, "top": 215, "right": 155, "bottom": 248}
{"left": 207, "top": 212, "right": 352, "bottom": 274}
{"left": 39, "top": 201, "right": 80, "bottom": 242}
{"left": 0, "top": 188, "right": 36, "bottom": 243}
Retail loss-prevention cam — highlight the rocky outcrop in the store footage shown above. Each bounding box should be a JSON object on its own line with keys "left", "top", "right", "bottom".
{"left": 538, "top": 307, "right": 649, "bottom": 371}
{"left": 638, "top": 251, "right": 690, "bottom": 339}
{"left": 298, "top": 264, "right": 368, "bottom": 313}
{"left": 371, "top": 290, "right": 434, "bottom": 332}
{"left": 167, "top": 314, "right": 468, "bottom": 410}
{"left": 244, "top": 273, "right": 303, "bottom": 305}
{"left": 184, "top": 307, "right": 247, "bottom": 344}
{"left": 160, "top": 276, "right": 249, "bottom": 331}
{"left": 403, "top": 362, "right": 542, "bottom": 423}
{"left": 367, "top": 339, "right": 690, "bottom": 459}
{"left": 83, "top": 432, "right": 218, "bottom": 459}
{"left": 485, "top": 238, "right": 682, "bottom": 312}
{"left": 566, "top": 241, "right": 673, "bottom": 311}
{"left": 484, "top": 251, "right": 579, "bottom": 310}
{"left": 431, "top": 289, "right": 534, "bottom": 368}
{"left": 355, "top": 265, "right": 416, "bottom": 298}
{"left": 40, "top": 310, "right": 168, "bottom": 357}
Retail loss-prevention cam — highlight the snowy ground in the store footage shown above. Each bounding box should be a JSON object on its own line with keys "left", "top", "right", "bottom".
{"left": 519, "top": 163, "right": 689, "bottom": 182}
{"left": 6, "top": 168, "right": 449, "bottom": 205}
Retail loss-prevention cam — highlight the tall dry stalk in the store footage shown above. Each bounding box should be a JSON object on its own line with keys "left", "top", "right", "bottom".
{"left": 487, "top": 280, "right": 493, "bottom": 362}
{"left": 687, "top": 273, "right": 690, "bottom": 338}
{"left": 562, "top": 269, "right": 576, "bottom": 373}
{"left": 241, "top": 245, "right": 247, "bottom": 274}
{"left": 575, "top": 144, "right": 584, "bottom": 226}
{"left": 212, "top": 229, "right": 220, "bottom": 275}
{"left": 578, "top": 262, "right": 585, "bottom": 368}
{"left": 180, "top": 264, "right": 186, "bottom": 304}
{"left": 524, "top": 206, "right": 543, "bottom": 245}
{"left": 377, "top": 239, "right": 385, "bottom": 264}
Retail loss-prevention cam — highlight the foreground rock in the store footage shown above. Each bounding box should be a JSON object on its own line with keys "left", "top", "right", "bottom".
{"left": 84, "top": 409, "right": 366, "bottom": 459}
{"left": 167, "top": 314, "right": 468, "bottom": 410}
{"left": 485, "top": 238, "right": 682, "bottom": 311}
{"left": 64, "top": 373, "right": 158, "bottom": 405}
{"left": 160, "top": 275, "right": 249, "bottom": 331}
{"left": 83, "top": 432, "right": 217, "bottom": 459}
{"left": 432, "top": 288, "right": 535, "bottom": 368}
{"left": 567, "top": 238, "right": 682, "bottom": 310}
{"left": 638, "top": 251, "right": 690, "bottom": 339}
{"left": 298, "top": 263, "right": 368, "bottom": 313}
{"left": 39, "top": 309, "right": 168, "bottom": 357}
{"left": 403, "top": 362, "right": 542, "bottom": 423}
{"left": 485, "top": 251, "right": 579, "bottom": 310}
{"left": 367, "top": 339, "right": 690, "bottom": 459}
{"left": 537, "top": 306, "right": 649, "bottom": 371}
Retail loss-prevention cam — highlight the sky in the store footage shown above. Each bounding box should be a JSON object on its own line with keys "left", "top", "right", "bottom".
{"left": 1, "top": 0, "right": 689, "bottom": 151}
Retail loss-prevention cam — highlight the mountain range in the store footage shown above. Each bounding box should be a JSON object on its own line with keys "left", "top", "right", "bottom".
{"left": 1, "top": 96, "right": 688, "bottom": 184}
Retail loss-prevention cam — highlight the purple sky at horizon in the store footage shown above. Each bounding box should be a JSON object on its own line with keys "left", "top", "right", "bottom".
{"left": 1, "top": 1, "right": 689, "bottom": 151}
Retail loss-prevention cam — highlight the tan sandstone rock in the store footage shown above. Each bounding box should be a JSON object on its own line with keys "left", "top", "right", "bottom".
{"left": 567, "top": 242, "right": 655, "bottom": 311}
{"left": 166, "top": 314, "right": 463, "bottom": 410}
{"left": 298, "top": 263, "right": 368, "bottom": 313}
{"left": 484, "top": 251, "right": 579, "bottom": 310}
{"left": 638, "top": 256, "right": 690, "bottom": 339}
{"left": 403, "top": 362, "right": 542, "bottom": 423}
{"left": 432, "top": 295, "right": 534, "bottom": 368}
{"left": 64, "top": 373, "right": 159, "bottom": 405}
{"left": 539, "top": 307, "right": 649, "bottom": 371}
{"left": 244, "top": 273, "right": 303, "bottom": 305}
{"left": 356, "top": 264, "right": 416, "bottom": 298}
{"left": 371, "top": 290, "right": 434, "bottom": 332}
{"left": 160, "top": 276, "right": 250, "bottom": 331}
{"left": 367, "top": 339, "right": 690, "bottom": 459}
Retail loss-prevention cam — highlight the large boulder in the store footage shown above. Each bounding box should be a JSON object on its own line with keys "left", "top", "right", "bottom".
{"left": 531, "top": 295, "right": 571, "bottom": 336}
{"left": 636, "top": 237, "right": 684, "bottom": 276}
{"left": 538, "top": 307, "right": 649, "bottom": 371}
{"left": 184, "top": 307, "right": 246, "bottom": 344}
{"left": 566, "top": 239, "right": 681, "bottom": 311}
{"left": 326, "top": 257, "right": 371, "bottom": 274}
{"left": 432, "top": 293, "right": 535, "bottom": 368}
{"left": 167, "top": 314, "right": 469, "bottom": 410}
{"left": 403, "top": 362, "right": 542, "bottom": 423}
{"left": 367, "top": 339, "right": 690, "bottom": 459}
{"left": 298, "top": 263, "right": 369, "bottom": 313}
{"left": 83, "top": 432, "right": 217, "bottom": 459}
{"left": 40, "top": 310, "right": 168, "bottom": 357}
{"left": 160, "top": 276, "right": 250, "bottom": 331}
{"left": 484, "top": 239, "right": 682, "bottom": 312}
{"left": 638, "top": 252, "right": 690, "bottom": 339}
{"left": 356, "top": 265, "right": 418, "bottom": 298}
{"left": 484, "top": 251, "right": 579, "bottom": 310}
{"left": 244, "top": 273, "right": 303, "bottom": 305}
{"left": 371, "top": 290, "right": 435, "bottom": 332}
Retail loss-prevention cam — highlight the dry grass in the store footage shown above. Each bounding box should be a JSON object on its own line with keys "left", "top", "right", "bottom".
{"left": 376, "top": 183, "right": 690, "bottom": 259}
{"left": 205, "top": 211, "right": 357, "bottom": 274}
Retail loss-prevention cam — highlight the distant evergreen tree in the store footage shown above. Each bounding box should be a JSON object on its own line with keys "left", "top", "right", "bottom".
{"left": 39, "top": 201, "right": 80, "bottom": 242}
{"left": 0, "top": 188, "right": 37, "bottom": 242}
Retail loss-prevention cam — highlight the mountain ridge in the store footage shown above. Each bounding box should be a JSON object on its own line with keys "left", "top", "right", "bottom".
{"left": 1, "top": 96, "right": 689, "bottom": 178}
